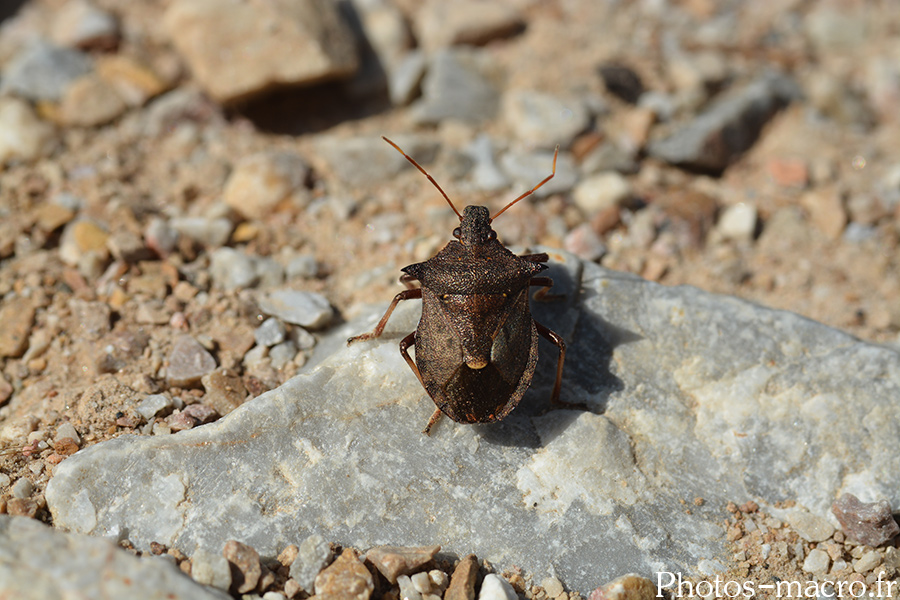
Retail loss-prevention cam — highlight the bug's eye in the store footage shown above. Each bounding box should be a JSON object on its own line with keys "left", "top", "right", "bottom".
{"left": 452, "top": 227, "right": 461, "bottom": 238}
{"left": 487, "top": 230, "right": 497, "bottom": 240}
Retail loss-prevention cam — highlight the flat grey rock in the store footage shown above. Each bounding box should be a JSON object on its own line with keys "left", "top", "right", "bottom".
{"left": 46, "top": 252, "right": 900, "bottom": 593}
{"left": 410, "top": 49, "right": 500, "bottom": 125}
{"left": 0, "top": 515, "right": 230, "bottom": 600}
{"left": 316, "top": 134, "right": 439, "bottom": 188}
{"left": 648, "top": 71, "right": 801, "bottom": 173}
{"left": 1, "top": 41, "right": 93, "bottom": 102}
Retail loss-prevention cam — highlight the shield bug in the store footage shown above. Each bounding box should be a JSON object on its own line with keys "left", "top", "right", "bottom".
{"left": 348, "top": 137, "right": 566, "bottom": 434}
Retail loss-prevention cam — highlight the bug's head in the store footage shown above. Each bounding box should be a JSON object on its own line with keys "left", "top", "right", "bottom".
{"left": 454, "top": 205, "right": 496, "bottom": 246}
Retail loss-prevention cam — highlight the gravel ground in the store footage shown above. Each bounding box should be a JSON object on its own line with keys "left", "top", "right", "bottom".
{"left": 0, "top": 0, "right": 899, "bottom": 597}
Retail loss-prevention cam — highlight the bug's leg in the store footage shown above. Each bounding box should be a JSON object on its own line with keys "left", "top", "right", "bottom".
{"left": 529, "top": 276, "right": 564, "bottom": 302}
{"left": 398, "top": 331, "right": 424, "bottom": 387}
{"left": 400, "top": 272, "right": 419, "bottom": 290}
{"left": 423, "top": 408, "right": 443, "bottom": 436}
{"left": 534, "top": 320, "right": 589, "bottom": 416}
{"left": 519, "top": 252, "right": 550, "bottom": 264}
{"left": 347, "top": 288, "right": 422, "bottom": 344}
{"left": 399, "top": 331, "right": 442, "bottom": 435}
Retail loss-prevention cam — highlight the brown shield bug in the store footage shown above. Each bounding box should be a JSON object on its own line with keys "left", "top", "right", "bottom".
{"left": 348, "top": 137, "right": 566, "bottom": 434}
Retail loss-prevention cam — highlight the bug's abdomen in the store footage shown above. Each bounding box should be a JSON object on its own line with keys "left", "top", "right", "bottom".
{"left": 415, "top": 288, "right": 539, "bottom": 423}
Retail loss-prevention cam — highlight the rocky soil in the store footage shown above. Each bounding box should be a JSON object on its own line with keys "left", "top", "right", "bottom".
{"left": 0, "top": 0, "right": 899, "bottom": 599}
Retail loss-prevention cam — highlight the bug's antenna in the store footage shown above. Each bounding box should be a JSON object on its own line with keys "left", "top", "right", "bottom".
{"left": 383, "top": 136, "right": 463, "bottom": 220}
{"left": 491, "top": 145, "right": 559, "bottom": 221}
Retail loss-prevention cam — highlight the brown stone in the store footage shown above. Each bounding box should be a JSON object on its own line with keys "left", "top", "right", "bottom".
{"left": 365, "top": 545, "right": 440, "bottom": 584}
{"left": 223, "top": 539, "right": 262, "bottom": 594}
{"left": 315, "top": 548, "right": 374, "bottom": 600}
{"left": 33, "top": 202, "right": 75, "bottom": 231}
{"left": 444, "top": 554, "right": 479, "bottom": 600}
{"left": 832, "top": 493, "right": 900, "bottom": 547}
{"left": 163, "top": 0, "right": 358, "bottom": 104}
{"left": 0, "top": 296, "right": 37, "bottom": 358}
{"left": 588, "top": 574, "right": 657, "bottom": 600}
{"left": 167, "top": 335, "right": 217, "bottom": 387}
{"left": 198, "top": 368, "right": 248, "bottom": 416}
{"left": 59, "top": 72, "right": 127, "bottom": 127}
{"left": 7, "top": 498, "right": 39, "bottom": 518}
{"left": 800, "top": 188, "right": 846, "bottom": 239}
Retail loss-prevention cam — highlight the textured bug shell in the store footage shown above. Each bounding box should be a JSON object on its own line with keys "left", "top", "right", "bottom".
{"left": 402, "top": 239, "right": 545, "bottom": 424}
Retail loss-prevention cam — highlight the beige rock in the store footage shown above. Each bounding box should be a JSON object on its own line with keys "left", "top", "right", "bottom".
{"left": 444, "top": 554, "right": 478, "bottom": 600}
{"left": 164, "top": 0, "right": 358, "bottom": 104}
{"left": 51, "top": 0, "right": 120, "bottom": 50}
{"left": 588, "top": 574, "right": 656, "bottom": 600}
{"left": 0, "top": 297, "right": 37, "bottom": 358}
{"left": 223, "top": 151, "right": 309, "bottom": 220}
{"left": 416, "top": 0, "right": 524, "bottom": 51}
{"left": 96, "top": 55, "right": 168, "bottom": 106}
{"left": 800, "top": 188, "right": 846, "bottom": 239}
{"left": 365, "top": 545, "right": 440, "bottom": 584}
{"left": 59, "top": 73, "right": 128, "bottom": 127}
{"left": 0, "top": 97, "right": 57, "bottom": 164}
{"left": 315, "top": 548, "right": 374, "bottom": 600}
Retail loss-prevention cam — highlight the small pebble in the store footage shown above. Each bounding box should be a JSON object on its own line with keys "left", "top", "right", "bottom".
{"left": 802, "top": 548, "right": 831, "bottom": 574}
{"left": 478, "top": 574, "right": 517, "bottom": 600}
{"left": 55, "top": 422, "right": 81, "bottom": 445}
{"left": 170, "top": 217, "right": 233, "bottom": 248}
{"left": 191, "top": 548, "right": 233, "bottom": 590}
{"left": 201, "top": 368, "right": 248, "bottom": 416}
{"left": 572, "top": 172, "right": 633, "bottom": 215}
{"left": 587, "top": 574, "right": 656, "bottom": 600}
{"left": 786, "top": 509, "right": 835, "bottom": 543}
{"left": 717, "top": 203, "right": 758, "bottom": 241}
{"left": 389, "top": 50, "right": 427, "bottom": 106}
{"left": 151, "top": 422, "right": 172, "bottom": 435}
{"left": 210, "top": 247, "right": 258, "bottom": 290}
{"left": 290, "top": 534, "right": 333, "bottom": 593}
{"left": 136, "top": 394, "right": 175, "bottom": 421}
{"left": 11, "top": 478, "right": 34, "bottom": 499}
{"left": 7, "top": 498, "right": 38, "bottom": 518}
{"left": 286, "top": 255, "right": 318, "bottom": 279}
{"left": 0, "top": 97, "right": 57, "bottom": 164}
{"left": 410, "top": 48, "right": 500, "bottom": 125}
{"left": 398, "top": 575, "right": 423, "bottom": 600}
{"left": 542, "top": 577, "right": 564, "bottom": 598}
{"left": 59, "top": 72, "right": 128, "bottom": 127}
{"left": 223, "top": 151, "right": 309, "bottom": 220}
{"left": 832, "top": 493, "right": 900, "bottom": 547}
{"left": 444, "top": 554, "right": 478, "bottom": 600}
{"left": 51, "top": 0, "right": 120, "bottom": 50}
{"left": 269, "top": 340, "right": 298, "bottom": 370}
{"left": 166, "top": 411, "right": 196, "bottom": 432}
{"left": 223, "top": 539, "right": 262, "bottom": 595}
{"left": 500, "top": 149, "right": 577, "bottom": 198}
{"left": 255, "top": 318, "right": 287, "bottom": 347}
{"left": 412, "top": 571, "right": 433, "bottom": 594}
{"left": 166, "top": 335, "right": 217, "bottom": 387}
{"left": 564, "top": 223, "right": 606, "bottom": 262}
{"left": 466, "top": 135, "right": 509, "bottom": 192}
{"left": 503, "top": 89, "right": 590, "bottom": 149}
{"left": 314, "top": 548, "right": 373, "bottom": 600}
{"left": 182, "top": 403, "right": 218, "bottom": 424}
{"left": 1, "top": 40, "right": 93, "bottom": 101}
{"left": 365, "top": 545, "right": 441, "bottom": 584}
{"left": 278, "top": 544, "right": 300, "bottom": 567}
{"left": 853, "top": 550, "right": 882, "bottom": 574}
{"left": 257, "top": 290, "right": 334, "bottom": 330}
